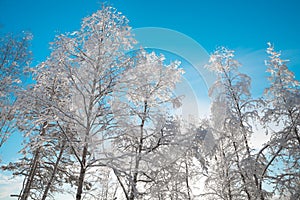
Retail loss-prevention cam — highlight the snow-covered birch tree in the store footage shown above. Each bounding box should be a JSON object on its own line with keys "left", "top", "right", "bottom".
{"left": 110, "top": 50, "right": 185, "bottom": 200}
{"left": 39, "top": 6, "right": 135, "bottom": 200}
{"left": 204, "top": 47, "right": 268, "bottom": 200}
{"left": 262, "top": 43, "right": 300, "bottom": 199}
{"left": 0, "top": 32, "right": 32, "bottom": 150}
{"left": 2, "top": 52, "right": 74, "bottom": 200}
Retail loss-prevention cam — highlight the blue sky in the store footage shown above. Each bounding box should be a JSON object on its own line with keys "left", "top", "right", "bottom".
{"left": 1, "top": 0, "right": 300, "bottom": 198}
{"left": 1, "top": 0, "right": 300, "bottom": 63}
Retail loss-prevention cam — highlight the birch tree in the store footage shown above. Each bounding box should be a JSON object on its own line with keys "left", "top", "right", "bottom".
{"left": 204, "top": 47, "right": 267, "bottom": 200}
{"left": 39, "top": 6, "right": 135, "bottom": 200}
{"left": 0, "top": 32, "right": 32, "bottom": 149}
{"left": 262, "top": 43, "right": 300, "bottom": 199}
{"left": 2, "top": 55, "right": 74, "bottom": 200}
{"left": 110, "top": 50, "right": 184, "bottom": 200}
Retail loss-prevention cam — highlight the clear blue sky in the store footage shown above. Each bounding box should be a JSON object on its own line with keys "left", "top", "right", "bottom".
{"left": 1, "top": 0, "right": 300, "bottom": 63}
{"left": 0, "top": 0, "right": 300, "bottom": 198}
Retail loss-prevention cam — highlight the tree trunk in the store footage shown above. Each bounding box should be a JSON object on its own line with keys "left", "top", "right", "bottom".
{"left": 76, "top": 144, "right": 88, "bottom": 200}
{"left": 128, "top": 101, "right": 147, "bottom": 200}
{"left": 184, "top": 160, "right": 191, "bottom": 200}
{"left": 41, "top": 141, "right": 66, "bottom": 200}
{"left": 19, "top": 149, "right": 40, "bottom": 200}
{"left": 232, "top": 141, "right": 251, "bottom": 200}
{"left": 129, "top": 141, "right": 142, "bottom": 200}
{"left": 20, "top": 122, "right": 47, "bottom": 200}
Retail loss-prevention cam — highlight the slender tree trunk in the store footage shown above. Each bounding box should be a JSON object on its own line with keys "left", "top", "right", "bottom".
{"left": 128, "top": 135, "right": 142, "bottom": 200}
{"left": 184, "top": 160, "right": 191, "bottom": 200}
{"left": 128, "top": 101, "right": 147, "bottom": 200}
{"left": 221, "top": 148, "right": 233, "bottom": 200}
{"left": 20, "top": 122, "right": 47, "bottom": 200}
{"left": 41, "top": 141, "right": 66, "bottom": 200}
{"left": 226, "top": 72, "right": 265, "bottom": 200}
{"left": 76, "top": 144, "right": 88, "bottom": 200}
{"left": 113, "top": 169, "right": 129, "bottom": 200}
{"left": 19, "top": 149, "right": 40, "bottom": 200}
{"left": 75, "top": 75, "right": 100, "bottom": 200}
{"left": 232, "top": 141, "right": 251, "bottom": 200}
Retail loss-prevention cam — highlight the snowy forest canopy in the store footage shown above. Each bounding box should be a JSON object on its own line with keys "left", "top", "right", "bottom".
{"left": 0, "top": 6, "right": 299, "bottom": 200}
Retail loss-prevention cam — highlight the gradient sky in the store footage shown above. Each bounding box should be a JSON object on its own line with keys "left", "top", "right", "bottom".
{"left": 1, "top": 0, "right": 300, "bottom": 199}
